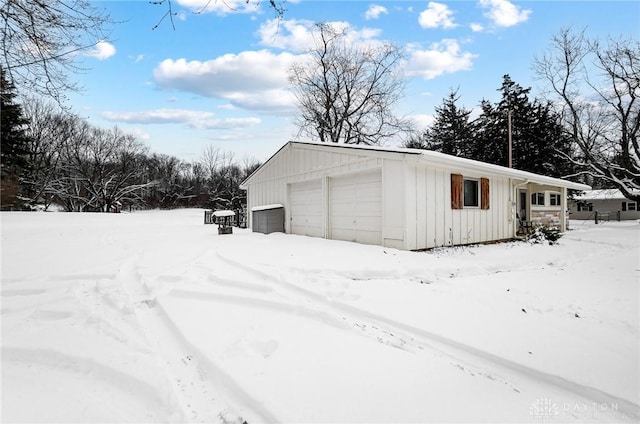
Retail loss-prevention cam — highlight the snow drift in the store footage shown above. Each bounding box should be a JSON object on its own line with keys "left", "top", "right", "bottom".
{"left": 1, "top": 209, "right": 638, "bottom": 422}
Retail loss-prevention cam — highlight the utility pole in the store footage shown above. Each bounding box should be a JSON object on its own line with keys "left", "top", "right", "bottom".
{"left": 508, "top": 108, "right": 513, "bottom": 168}
{"left": 501, "top": 74, "right": 514, "bottom": 168}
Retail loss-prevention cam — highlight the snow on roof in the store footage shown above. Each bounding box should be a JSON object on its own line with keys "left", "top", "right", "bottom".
{"left": 213, "top": 210, "right": 235, "bottom": 217}
{"left": 574, "top": 189, "right": 626, "bottom": 201}
{"left": 251, "top": 204, "right": 284, "bottom": 212}
{"left": 241, "top": 140, "right": 592, "bottom": 191}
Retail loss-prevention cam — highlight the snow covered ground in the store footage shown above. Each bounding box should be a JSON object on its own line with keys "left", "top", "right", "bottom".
{"left": 1, "top": 209, "right": 638, "bottom": 423}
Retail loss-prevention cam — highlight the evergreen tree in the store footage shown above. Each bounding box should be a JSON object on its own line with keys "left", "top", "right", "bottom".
{"left": 471, "top": 98, "right": 505, "bottom": 165}
{"left": 472, "top": 75, "right": 574, "bottom": 177}
{"left": 422, "top": 89, "right": 474, "bottom": 157}
{"left": 1, "top": 67, "right": 30, "bottom": 171}
{"left": 1, "top": 66, "right": 31, "bottom": 209}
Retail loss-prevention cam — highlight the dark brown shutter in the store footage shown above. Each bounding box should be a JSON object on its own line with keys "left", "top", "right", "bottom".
{"left": 481, "top": 177, "right": 490, "bottom": 210}
{"left": 451, "top": 174, "right": 463, "bottom": 209}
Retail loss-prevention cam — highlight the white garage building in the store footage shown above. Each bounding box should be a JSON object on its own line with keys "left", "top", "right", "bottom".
{"left": 240, "top": 141, "right": 590, "bottom": 250}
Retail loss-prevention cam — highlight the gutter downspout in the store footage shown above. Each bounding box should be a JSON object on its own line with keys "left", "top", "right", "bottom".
{"left": 512, "top": 179, "right": 530, "bottom": 238}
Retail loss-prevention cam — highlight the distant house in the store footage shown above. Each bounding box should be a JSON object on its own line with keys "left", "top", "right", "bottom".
{"left": 568, "top": 189, "right": 640, "bottom": 221}
{"left": 240, "top": 141, "right": 590, "bottom": 250}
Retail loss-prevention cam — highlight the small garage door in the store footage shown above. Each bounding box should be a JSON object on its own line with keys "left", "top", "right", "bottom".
{"left": 289, "top": 179, "right": 323, "bottom": 237}
{"left": 329, "top": 170, "right": 382, "bottom": 245}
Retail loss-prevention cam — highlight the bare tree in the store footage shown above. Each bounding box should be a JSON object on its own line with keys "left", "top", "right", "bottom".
{"left": 289, "top": 23, "right": 409, "bottom": 145}
{"left": 21, "top": 97, "right": 72, "bottom": 208}
{"left": 52, "top": 117, "right": 94, "bottom": 211}
{"left": 151, "top": 0, "right": 285, "bottom": 30}
{"left": 199, "top": 145, "right": 225, "bottom": 181}
{"left": 534, "top": 28, "right": 640, "bottom": 201}
{"left": 50, "top": 123, "right": 155, "bottom": 211}
{"left": 79, "top": 126, "right": 153, "bottom": 212}
{"left": 1, "top": 0, "right": 112, "bottom": 102}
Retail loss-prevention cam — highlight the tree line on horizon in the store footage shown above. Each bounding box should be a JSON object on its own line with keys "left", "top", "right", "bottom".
{"left": 1, "top": 71, "right": 259, "bottom": 212}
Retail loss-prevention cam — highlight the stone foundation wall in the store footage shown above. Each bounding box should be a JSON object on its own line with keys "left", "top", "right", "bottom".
{"left": 531, "top": 210, "right": 562, "bottom": 227}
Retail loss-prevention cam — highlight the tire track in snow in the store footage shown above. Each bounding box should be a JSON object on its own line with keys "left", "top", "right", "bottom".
{"left": 117, "top": 257, "right": 279, "bottom": 424}
{"left": 2, "top": 346, "right": 177, "bottom": 420}
{"left": 168, "top": 288, "right": 351, "bottom": 332}
{"left": 216, "top": 252, "right": 640, "bottom": 420}
{"left": 148, "top": 299, "right": 280, "bottom": 424}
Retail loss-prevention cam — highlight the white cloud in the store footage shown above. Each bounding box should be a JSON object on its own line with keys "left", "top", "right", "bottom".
{"left": 153, "top": 50, "right": 298, "bottom": 113}
{"left": 470, "top": 23, "right": 484, "bottom": 32}
{"left": 192, "top": 117, "right": 262, "bottom": 130}
{"left": 103, "top": 108, "right": 211, "bottom": 124}
{"left": 217, "top": 104, "right": 237, "bottom": 110}
{"left": 129, "top": 54, "right": 144, "bottom": 63}
{"left": 479, "top": 0, "right": 531, "bottom": 27}
{"left": 257, "top": 19, "right": 317, "bottom": 51}
{"left": 365, "top": 5, "right": 388, "bottom": 20}
{"left": 125, "top": 127, "right": 150, "bottom": 140}
{"left": 408, "top": 114, "right": 435, "bottom": 130}
{"left": 175, "top": 0, "right": 257, "bottom": 14}
{"left": 101, "top": 108, "right": 261, "bottom": 130}
{"left": 404, "top": 39, "right": 476, "bottom": 80}
{"left": 257, "top": 19, "right": 383, "bottom": 52}
{"left": 86, "top": 40, "right": 116, "bottom": 60}
{"left": 418, "top": 2, "right": 457, "bottom": 29}
{"left": 224, "top": 90, "right": 298, "bottom": 112}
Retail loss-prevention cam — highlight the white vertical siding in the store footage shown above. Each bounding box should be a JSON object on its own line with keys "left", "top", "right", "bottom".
{"left": 245, "top": 143, "right": 394, "bottom": 240}
{"left": 437, "top": 168, "right": 449, "bottom": 247}
{"left": 382, "top": 159, "right": 405, "bottom": 249}
{"left": 409, "top": 165, "right": 514, "bottom": 250}
{"left": 244, "top": 142, "right": 541, "bottom": 249}
{"left": 425, "top": 167, "right": 437, "bottom": 248}
{"left": 415, "top": 167, "right": 427, "bottom": 249}
{"left": 404, "top": 165, "right": 417, "bottom": 250}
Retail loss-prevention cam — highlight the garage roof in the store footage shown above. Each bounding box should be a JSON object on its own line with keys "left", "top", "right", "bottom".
{"left": 241, "top": 141, "right": 591, "bottom": 191}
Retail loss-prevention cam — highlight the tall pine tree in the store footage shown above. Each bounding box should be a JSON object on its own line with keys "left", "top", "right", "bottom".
{"left": 472, "top": 75, "right": 574, "bottom": 177}
{"left": 1, "top": 66, "right": 31, "bottom": 209}
{"left": 423, "top": 89, "right": 474, "bottom": 157}
{"left": 408, "top": 75, "right": 575, "bottom": 178}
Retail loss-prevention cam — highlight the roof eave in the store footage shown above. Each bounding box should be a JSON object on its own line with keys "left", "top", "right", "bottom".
{"left": 415, "top": 151, "right": 591, "bottom": 190}
{"left": 240, "top": 140, "right": 592, "bottom": 192}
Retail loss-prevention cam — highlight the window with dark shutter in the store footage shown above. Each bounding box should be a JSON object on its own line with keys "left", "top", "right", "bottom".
{"left": 481, "top": 177, "right": 490, "bottom": 210}
{"left": 451, "top": 174, "right": 463, "bottom": 209}
{"left": 463, "top": 179, "right": 479, "bottom": 207}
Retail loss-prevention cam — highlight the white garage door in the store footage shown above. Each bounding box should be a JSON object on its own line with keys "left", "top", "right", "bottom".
{"left": 289, "top": 179, "right": 323, "bottom": 237}
{"left": 329, "top": 170, "right": 382, "bottom": 245}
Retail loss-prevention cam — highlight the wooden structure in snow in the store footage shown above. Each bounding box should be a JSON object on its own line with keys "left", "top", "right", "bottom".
{"left": 212, "top": 210, "right": 235, "bottom": 234}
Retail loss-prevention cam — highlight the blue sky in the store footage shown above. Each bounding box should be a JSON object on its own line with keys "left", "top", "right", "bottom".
{"left": 69, "top": 0, "right": 639, "bottom": 163}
